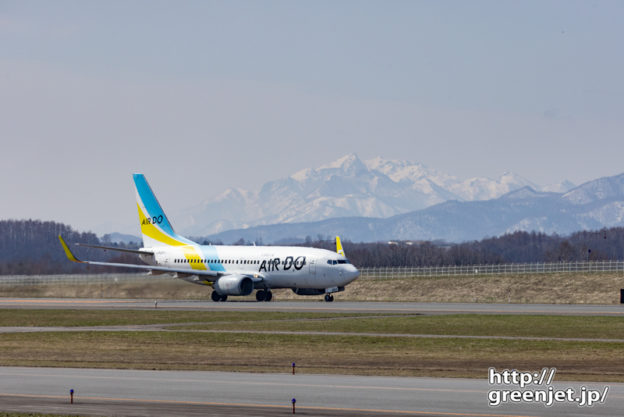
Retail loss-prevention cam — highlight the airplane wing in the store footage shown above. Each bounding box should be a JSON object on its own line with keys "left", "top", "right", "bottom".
{"left": 76, "top": 242, "right": 154, "bottom": 256}
{"left": 58, "top": 235, "right": 220, "bottom": 278}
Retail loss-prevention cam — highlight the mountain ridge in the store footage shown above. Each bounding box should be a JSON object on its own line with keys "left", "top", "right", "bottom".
{"left": 176, "top": 153, "right": 569, "bottom": 236}
{"left": 200, "top": 172, "right": 624, "bottom": 244}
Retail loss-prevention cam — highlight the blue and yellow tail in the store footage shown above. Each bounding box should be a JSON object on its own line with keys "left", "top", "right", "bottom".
{"left": 133, "top": 174, "right": 196, "bottom": 248}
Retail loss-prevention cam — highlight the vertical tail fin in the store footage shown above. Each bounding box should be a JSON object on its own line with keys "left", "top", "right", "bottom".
{"left": 336, "top": 236, "right": 345, "bottom": 256}
{"left": 133, "top": 174, "right": 196, "bottom": 248}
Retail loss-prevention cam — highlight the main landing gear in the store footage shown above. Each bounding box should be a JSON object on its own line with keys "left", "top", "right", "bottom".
{"left": 211, "top": 290, "right": 228, "bottom": 302}
{"left": 256, "top": 289, "right": 273, "bottom": 302}
{"left": 324, "top": 294, "right": 334, "bottom": 302}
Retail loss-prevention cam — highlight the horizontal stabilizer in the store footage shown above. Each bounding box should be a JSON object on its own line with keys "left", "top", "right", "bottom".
{"left": 76, "top": 242, "right": 154, "bottom": 256}
{"left": 58, "top": 235, "right": 220, "bottom": 278}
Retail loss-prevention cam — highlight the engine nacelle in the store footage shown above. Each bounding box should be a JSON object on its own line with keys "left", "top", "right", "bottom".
{"left": 214, "top": 275, "right": 254, "bottom": 296}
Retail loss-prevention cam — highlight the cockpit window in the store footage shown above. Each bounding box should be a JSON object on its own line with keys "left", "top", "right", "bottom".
{"left": 328, "top": 259, "right": 350, "bottom": 265}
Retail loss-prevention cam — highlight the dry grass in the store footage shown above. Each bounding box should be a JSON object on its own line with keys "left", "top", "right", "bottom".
{"left": 1, "top": 271, "right": 623, "bottom": 303}
{"left": 0, "top": 331, "right": 623, "bottom": 381}
{"left": 0, "top": 414, "right": 79, "bottom": 417}
{"left": 1, "top": 309, "right": 623, "bottom": 340}
{"left": 0, "top": 280, "right": 208, "bottom": 300}
{"left": 0, "top": 309, "right": 365, "bottom": 327}
{"left": 178, "top": 314, "right": 624, "bottom": 339}
{"left": 341, "top": 272, "right": 624, "bottom": 304}
{"left": 1, "top": 309, "right": 623, "bottom": 381}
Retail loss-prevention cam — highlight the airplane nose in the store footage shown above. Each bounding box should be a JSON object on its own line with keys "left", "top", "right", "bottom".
{"left": 348, "top": 266, "right": 360, "bottom": 281}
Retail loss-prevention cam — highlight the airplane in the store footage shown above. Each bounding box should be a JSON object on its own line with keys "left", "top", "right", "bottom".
{"left": 59, "top": 174, "right": 360, "bottom": 302}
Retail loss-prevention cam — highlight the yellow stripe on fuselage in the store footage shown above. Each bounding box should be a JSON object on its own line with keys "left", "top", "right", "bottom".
{"left": 181, "top": 246, "right": 207, "bottom": 271}
{"left": 137, "top": 203, "right": 207, "bottom": 271}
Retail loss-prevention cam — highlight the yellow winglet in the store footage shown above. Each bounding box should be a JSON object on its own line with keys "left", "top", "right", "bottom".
{"left": 336, "top": 236, "right": 345, "bottom": 256}
{"left": 58, "top": 235, "right": 83, "bottom": 263}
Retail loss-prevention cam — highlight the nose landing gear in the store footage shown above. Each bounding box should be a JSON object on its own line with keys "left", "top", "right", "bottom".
{"left": 324, "top": 294, "right": 334, "bottom": 302}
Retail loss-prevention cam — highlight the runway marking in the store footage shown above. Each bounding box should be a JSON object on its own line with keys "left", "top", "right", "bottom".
{"left": 0, "top": 392, "right": 541, "bottom": 417}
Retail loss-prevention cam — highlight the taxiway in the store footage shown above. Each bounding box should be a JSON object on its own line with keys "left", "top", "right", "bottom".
{"left": 0, "top": 367, "right": 622, "bottom": 417}
{"left": 1, "top": 297, "right": 624, "bottom": 315}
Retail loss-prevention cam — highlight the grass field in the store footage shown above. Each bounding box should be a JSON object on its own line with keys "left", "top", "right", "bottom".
{"left": 175, "top": 313, "right": 624, "bottom": 339}
{"left": 1, "top": 271, "right": 623, "bottom": 303}
{"left": 0, "top": 309, "right": 623, "bottom": 381}
{"left": 0, "top": 309, "right": 359, "bottom": 327}
{"left": 1, "top": 330, "right": 622, "bottom": 381}
{"left": 2, "top": 309, "right": 624, "bottom": 339}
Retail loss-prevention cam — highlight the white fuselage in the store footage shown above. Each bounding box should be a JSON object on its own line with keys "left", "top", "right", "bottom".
{"left": 142, "top": 244, "right": 360, "bottom": 290}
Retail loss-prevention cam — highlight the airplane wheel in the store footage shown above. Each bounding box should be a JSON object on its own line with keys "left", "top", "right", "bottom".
{"left": 324, "top": 294, "right": 334, "bottom": 302}
{"left": 211, "top": 291, "right": 221, "bottom": 302}
{"left": 220, "top": 295, "right": 228, "bottom": 302}
{"left": 264, "top": 291, "right": 273, "bottom": 302}
{"left": 256, "top": 290, "right": 266, "bottom": 302}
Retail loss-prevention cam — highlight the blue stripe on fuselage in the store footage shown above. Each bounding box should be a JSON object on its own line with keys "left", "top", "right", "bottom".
{"left": 200, "top": 245, "right": 225, "bottom": 272}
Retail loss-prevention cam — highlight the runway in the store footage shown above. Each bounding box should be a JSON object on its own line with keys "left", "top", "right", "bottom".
{"left": 0, "top": 367, "right": 622, "bottom": 417}
{"left": 1, "top": 297, "right": 624, "bottom": 315}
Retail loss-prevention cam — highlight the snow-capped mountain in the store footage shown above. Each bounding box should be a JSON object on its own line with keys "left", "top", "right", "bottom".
{"left": 176, "top": 153, "right": 573, "bottom": 236}
{"left": 202, "top": 173, "right": 624, "bottom": 244}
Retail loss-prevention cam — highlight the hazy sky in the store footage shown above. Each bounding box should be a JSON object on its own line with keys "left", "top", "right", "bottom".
{"left": 2, "top": 1, "right": 624, "bottom": 234}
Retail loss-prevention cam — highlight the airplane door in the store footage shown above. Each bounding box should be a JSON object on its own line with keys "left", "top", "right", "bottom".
{"left": 308, "top": 259, "right": 316, "bottom": 275}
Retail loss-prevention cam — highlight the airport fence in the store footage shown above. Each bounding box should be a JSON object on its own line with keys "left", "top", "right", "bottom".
{"left": 0, "top": 261, "right": 623, "bottom": 285}
{"left": 358, "top": 260, "right": 624, "bottom": 280}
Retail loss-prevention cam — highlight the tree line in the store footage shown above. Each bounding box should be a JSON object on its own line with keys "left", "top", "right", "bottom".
{"left": 300, "top": 228, "right": 624, "bottom": 267}
{"left": 0, "top": 220, "right": 137, "bottom": 275}
{"left": 2, "top": 219, "right": 624, "bottom": 274}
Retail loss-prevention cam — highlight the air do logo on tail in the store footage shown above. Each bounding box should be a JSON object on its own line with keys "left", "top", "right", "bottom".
{"left": 142, "top": 214, "right": 164, "bottom": 226}
{"left": 133, "top": 173, "right": 195, "bottom": 248}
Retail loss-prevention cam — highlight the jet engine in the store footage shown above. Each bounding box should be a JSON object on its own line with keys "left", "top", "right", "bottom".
{"left": 214, "top": 275, "right": 254, "bottom": 296}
